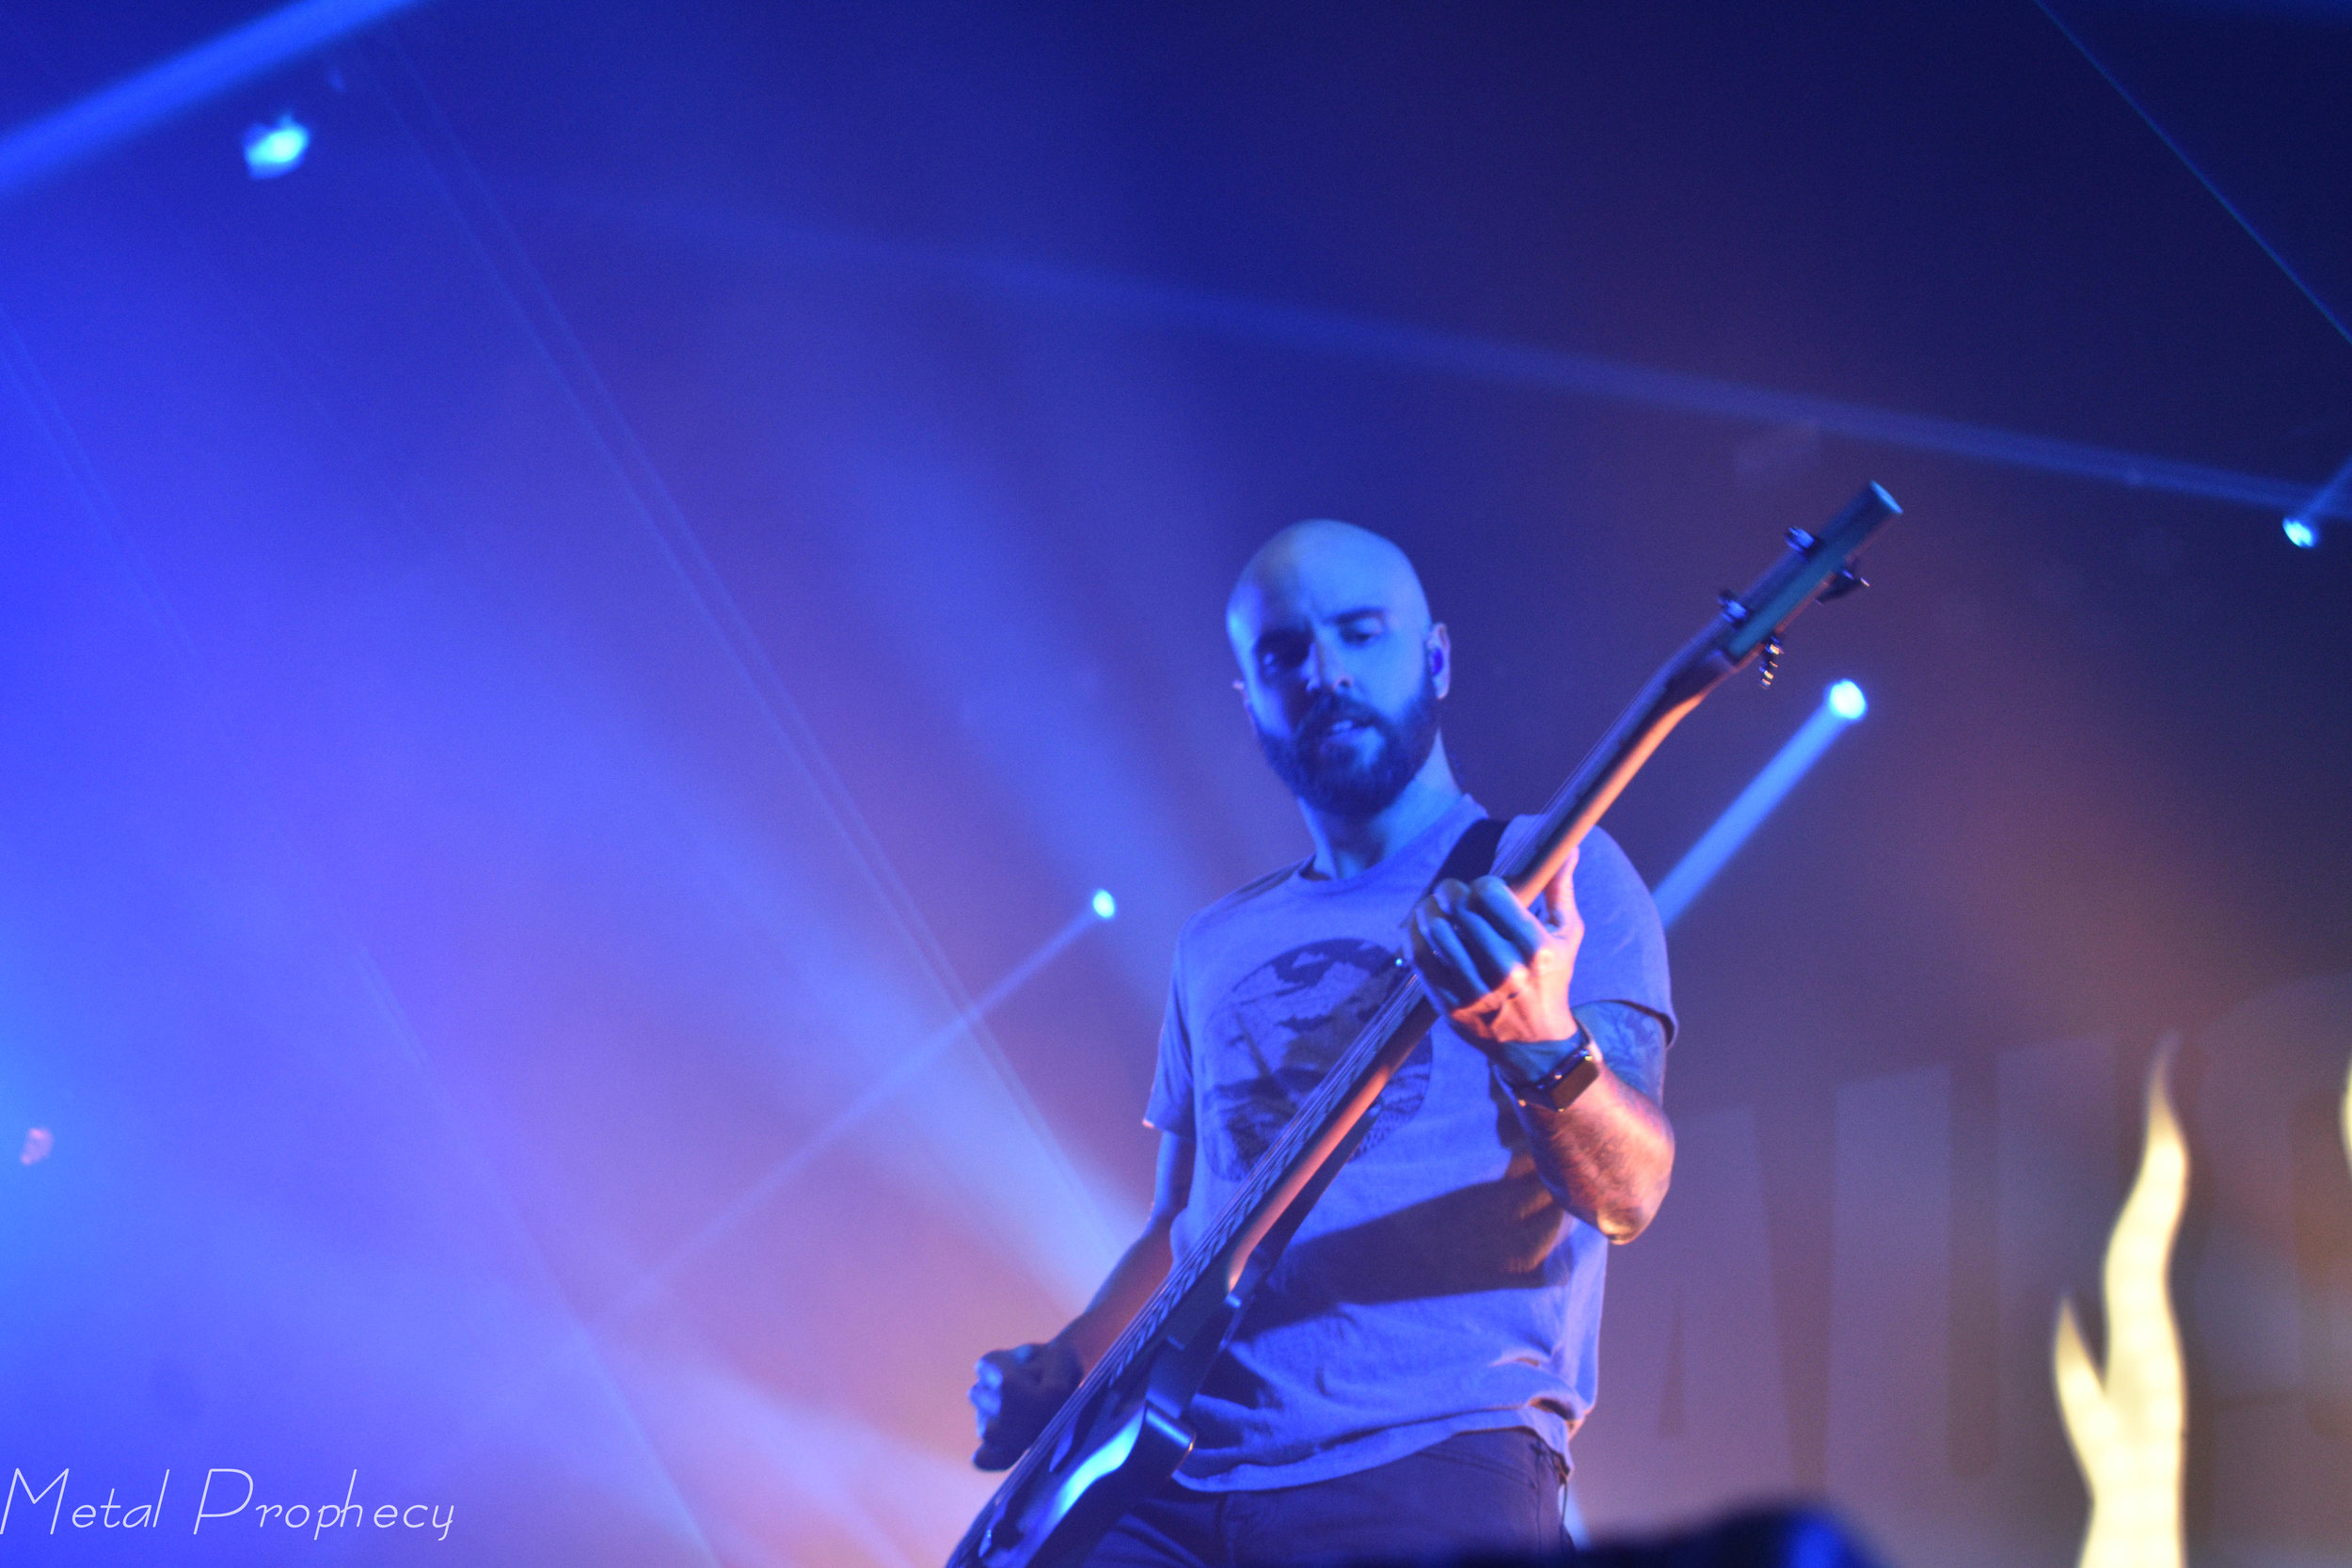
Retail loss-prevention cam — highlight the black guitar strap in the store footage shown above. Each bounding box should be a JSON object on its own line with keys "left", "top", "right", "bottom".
{"left": 1429, "top": 814, "right": 1507, "bottom": 895}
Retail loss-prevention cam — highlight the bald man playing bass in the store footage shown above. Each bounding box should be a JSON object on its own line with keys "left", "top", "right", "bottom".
{"left": 970, "top": 521, "right": 1677, "bottom": 1561}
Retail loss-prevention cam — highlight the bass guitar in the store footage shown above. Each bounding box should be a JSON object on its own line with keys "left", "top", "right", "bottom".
{"left": 947, "top": 483, "right": 1903, "bottom": 1568}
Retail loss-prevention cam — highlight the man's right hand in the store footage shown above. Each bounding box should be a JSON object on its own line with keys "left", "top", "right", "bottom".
{"left": 969, "top": 1338, "right": 1082, "bottom": 1470}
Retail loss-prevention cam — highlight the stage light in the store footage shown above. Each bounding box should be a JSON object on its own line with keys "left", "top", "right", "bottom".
{"left": 2282, "top": 450, "right": 2350, "bottom": 550}
{"left": 1090, "top": 889, "right": 1118, "bottom": 922}
{"left": 242, "top": 115, "right": 308, "bottom": 178}
{"left": 1651, "top": 678, "right": 1870, "bottom": 929}
{"left": 0, "top": 0, "right": 422, "bottom": 201}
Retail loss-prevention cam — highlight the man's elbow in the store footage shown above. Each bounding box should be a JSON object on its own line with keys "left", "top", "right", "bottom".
{"left": 1597, "top": 1161, "right": 1674, "bottom": 1243}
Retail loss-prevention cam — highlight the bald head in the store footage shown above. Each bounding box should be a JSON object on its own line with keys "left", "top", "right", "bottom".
{"left": 1226, "top": 519, "right": 1433, "bottom": 664}
{"left": 1227, "top": 519, "right": 1453, "bottom": 823}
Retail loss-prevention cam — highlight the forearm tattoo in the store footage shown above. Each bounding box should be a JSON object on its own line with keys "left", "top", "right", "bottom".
{"left": 1571, "top": 999, "right": 1668, "bottom": 1103}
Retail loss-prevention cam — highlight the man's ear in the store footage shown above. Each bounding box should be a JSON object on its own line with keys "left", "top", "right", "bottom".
{"left": 1426, "top": 624, "right": 1452, "bottom": 699}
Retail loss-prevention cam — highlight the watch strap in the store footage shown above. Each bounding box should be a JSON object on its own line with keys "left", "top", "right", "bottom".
{"left": 1501, "top": 1030, "right": 1600, "bottom": 1114}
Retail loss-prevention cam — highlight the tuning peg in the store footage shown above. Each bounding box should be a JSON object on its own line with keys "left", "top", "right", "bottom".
{"left": 1717, "top": 590, "right": 1749, "bottom": 624}
{"left": 1757, "top": 635, "right": 1782, "bottom": 687}
{"left": 1819, "top": 566, "right": 1868, "bottom": 601}
{"left": 1785, "top": 527, "right": 1817, "bottom": 552}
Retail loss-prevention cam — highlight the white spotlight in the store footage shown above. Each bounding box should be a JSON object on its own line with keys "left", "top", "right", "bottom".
{"left": 1828, "top": 679, "right": 1868, "bottom": 721}
{"left": 2283, "top": 517, "right": 2319, "bottom": 549}
{"left": 242, "top": 114, "right": 308, "bottom": 178}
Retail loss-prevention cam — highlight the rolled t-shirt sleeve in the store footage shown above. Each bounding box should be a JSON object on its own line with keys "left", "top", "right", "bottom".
{"left": 1144, "top": 965, "right": 1197, "bottom": 1136}
{"left": 1560, "top": 824, "right": 1677, "bottom": 1046}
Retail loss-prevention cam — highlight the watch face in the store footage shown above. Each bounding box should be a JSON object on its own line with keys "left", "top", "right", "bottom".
{"left": 1516, "top": 1040, "right": 1597, "bottom": 1111}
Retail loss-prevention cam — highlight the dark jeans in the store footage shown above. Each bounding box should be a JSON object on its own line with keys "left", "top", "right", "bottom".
{"left": 1082, "top": 1428, "right": 1568, "bottom": 1568}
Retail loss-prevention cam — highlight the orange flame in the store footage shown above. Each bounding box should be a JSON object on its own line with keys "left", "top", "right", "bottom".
{"left": 2054, "top": 1041, "right": 2186, "bottom": 1568}
{"left": 2340, "top": 1053, "right": 2350, "bottom": 1186}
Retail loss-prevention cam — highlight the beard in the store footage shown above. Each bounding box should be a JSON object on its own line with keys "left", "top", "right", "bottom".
{"left": 1255, "top": 672, "right": 1441, "bottom": 820}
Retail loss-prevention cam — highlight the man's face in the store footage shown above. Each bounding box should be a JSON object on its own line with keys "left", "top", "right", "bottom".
{"left": 1229, "top": 531, "right": 1447, "bottom": 821}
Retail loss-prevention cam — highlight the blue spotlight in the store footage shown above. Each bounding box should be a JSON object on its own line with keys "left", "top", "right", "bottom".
{"left": 1090, "top": 888, "right": 1118, "bottom": 921}
{"left": 0, "top": 0, "right": 422, "bottom": 201}
{"left": 242, "top": 115, "right": 309, "bottom": 178}
{"left": 1651, "top": 680, "right": 1870, "bottom": 929}
{"left": 2283, "top": 449, "right": 2352, "bottom": 548}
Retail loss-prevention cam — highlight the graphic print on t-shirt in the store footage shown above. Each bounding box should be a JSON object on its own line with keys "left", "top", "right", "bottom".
{"left": 1201, "top": 938, "right": 1433, "bottom": 1181}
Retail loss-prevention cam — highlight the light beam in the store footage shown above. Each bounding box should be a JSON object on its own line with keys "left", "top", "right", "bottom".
{"left": 2031, "top": 0, "right": 2351, "bottom": 350}
{"left": 595, "top": 889, "right": 1117, "bottom": 1328}
{"left": 558, "top": 193, "right": 2352, "bottom": 525}
{"left": 1652, "top": 682, "right": 1868, "bottom": 930}
{"left": 2282, "top": 447, "right": 2351, "bottom": 550}
{"left": 0, "top": 0, "right": 425, "bottom": 201}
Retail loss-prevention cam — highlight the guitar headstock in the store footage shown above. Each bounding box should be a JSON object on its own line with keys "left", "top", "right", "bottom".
{"left": 1505, "top": 482, "right": 1906, "bottom": 898}
{"left": 1711, "top": 483, "right": 1902, "bottom": 671}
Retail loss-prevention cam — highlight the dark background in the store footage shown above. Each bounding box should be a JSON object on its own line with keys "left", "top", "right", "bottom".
{"left": 1, "top": 4, "right": 2346, "bottom": 1564}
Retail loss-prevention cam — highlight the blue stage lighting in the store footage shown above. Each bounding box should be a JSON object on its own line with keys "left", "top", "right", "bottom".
{"left": 1651, "top": 678, "right": 1870, "bottom": 928}
{"left": 0, "top": 0, "right": 422, "bottom": 201}
{"left": 242, "top": 115, "right": 309, "bottom": 178}
{"left": 2282, "top": 451, "right": 2351, "bottom": 548}
{"left": 595, "top": 886, "right": 1121, "bottom": 1326}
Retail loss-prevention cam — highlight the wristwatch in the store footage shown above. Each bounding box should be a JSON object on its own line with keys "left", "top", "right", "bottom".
{"left": 1499, "top": 1030, "right": 1600, "bottom": 1115}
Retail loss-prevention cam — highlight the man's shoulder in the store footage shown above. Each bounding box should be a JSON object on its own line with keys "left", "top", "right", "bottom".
{"left": 1177, "top": 860, "right": 1306, "bottom": 947}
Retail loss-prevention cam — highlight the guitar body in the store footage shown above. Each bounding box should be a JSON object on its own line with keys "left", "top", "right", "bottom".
{"left": 954, "top": 1286, "right": 1243, "bottom": 1568}
{"left": 962, "top": 1386, "right": 1193, "bottom": 1568}
{"left": 948, "top": 485, "right": 1904, "bottom": 1568}
{"left": 951, "top": 981, "right": 1440, "bottom": 1568}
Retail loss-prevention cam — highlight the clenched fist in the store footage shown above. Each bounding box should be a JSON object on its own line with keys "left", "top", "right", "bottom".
{"left": 968, "top": 1338, "right": 1081, "bottom": 1470}
{"left": 1408, "top": 847, "right": 1583, "bottom": 1079}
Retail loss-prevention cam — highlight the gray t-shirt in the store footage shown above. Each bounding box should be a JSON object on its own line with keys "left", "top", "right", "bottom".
{"left": 1145, "top": 793, "right": 1675, "bottom": 1490}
